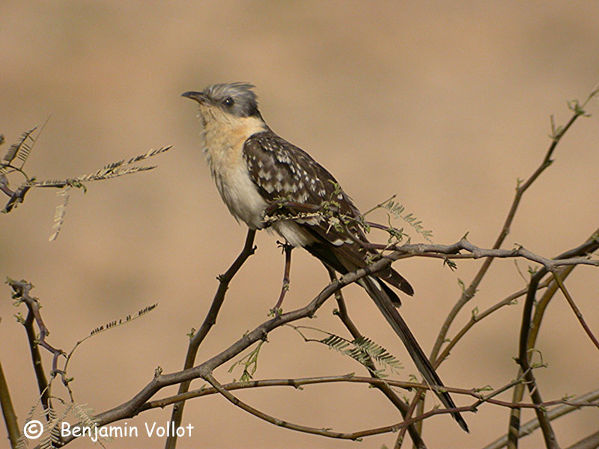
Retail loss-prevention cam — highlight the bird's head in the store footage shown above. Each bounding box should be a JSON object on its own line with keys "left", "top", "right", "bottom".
{"left": 182, "top": 82, "right": 262, "bottom": 127}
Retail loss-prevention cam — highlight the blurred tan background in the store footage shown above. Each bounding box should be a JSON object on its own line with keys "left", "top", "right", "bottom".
{"left": 2, "top": 1, "right": 599, "bottom": 448}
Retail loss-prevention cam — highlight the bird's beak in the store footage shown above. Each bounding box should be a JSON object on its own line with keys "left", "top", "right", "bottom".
{"left": 181, "top": 91, "right": 207, "bottom": 103}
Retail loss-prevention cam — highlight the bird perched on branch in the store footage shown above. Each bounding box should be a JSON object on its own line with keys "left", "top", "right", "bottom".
{"left": 182, "top": 82, "right": 468, "bottom": 432}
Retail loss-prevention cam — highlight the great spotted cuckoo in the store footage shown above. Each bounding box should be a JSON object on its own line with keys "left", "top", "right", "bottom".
{"left": 182, "top": 82, "right": 468, "bottom": 432}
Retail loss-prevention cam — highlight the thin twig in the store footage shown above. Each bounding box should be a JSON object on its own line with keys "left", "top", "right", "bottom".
{"left": 507, "top": 263, "right": 576, "bottom": 449}
{"left": 430, "top": 85, "right": 599, "bottom": 364}
{"left": 8, "top": 279, "right": 66, "bottom": 413}
{"left": 565, "top": 430, "right": 599, "bottom": 449}
{"left": 165, "top": 229, "right": 256, "bottom": 449}
{"left": 140, "top": 375, "right": 599, "bottom": 413}
{"left": 272, "top": 242, "right": 293, "bottom": 313}
{"left": 202, "top": 372, "right": 362, "bottom": 440}
{"left": 61, "top": 257, "right": 401, "bottom": 446}
{"left": 388, "top": 240, "right": 599, "bottom": 268}
{"left": 0, "top": 361, "right": 20, "bottom": 449}
{"left": 483, "top": 388, "right": 599, "bottom": 449}
{"left": 434, "top": 279, "right": 553, "bottom": 367}
{"left": 420, "top": 87, "right": 599, "bottom": 438}
{"left": 552, "top": 271, "right": 599, "bottom": 351}
{"left": 516, "top": 238, "right": 599, "bottom": 448}
{"left": 326, "top": 266, "right": 427, "bottom": 449}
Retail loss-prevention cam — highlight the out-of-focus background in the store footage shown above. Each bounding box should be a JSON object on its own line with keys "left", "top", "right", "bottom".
{"left": 2, "top": 2, "right": 598, "bottom": 448}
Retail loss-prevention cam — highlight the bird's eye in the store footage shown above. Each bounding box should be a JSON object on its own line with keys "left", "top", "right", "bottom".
{"left": 223, "top": 96, "right": 234, "bottom": 107}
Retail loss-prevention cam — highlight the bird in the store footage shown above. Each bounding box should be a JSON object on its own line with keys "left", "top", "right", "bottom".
{"left": 182, "top": 82, "right": 468, "bottom": 432}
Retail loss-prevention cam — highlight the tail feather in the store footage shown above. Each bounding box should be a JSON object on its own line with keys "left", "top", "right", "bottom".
{"left": 360, "top": 276, "right": 469, "bottom": 432}
{"left": 378, "top": 266, "right": 414, "bottom": 297}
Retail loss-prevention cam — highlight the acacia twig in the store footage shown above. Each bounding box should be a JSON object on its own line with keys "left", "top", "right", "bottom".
{"left": 326, "top": 266, "right": 427, "bottom": 449}
{"left": 506, "top": 262, "right": 577, "bottom": 447}
{"left": 203, "top": 372, "right": 362, "bottom": 439}
{"left": 552, "top": 271, "right": 599, "bottom": 351}
{"left": 60, "top": 257, "right": 405, "bottom": 446}
{"left": 409, "top": 86, "right": 599, "bottom": 438}
{"left": 8, "top": 279, "right": 66, "bottom": 413}
{"left": 197, "top": 374, "right": 535, "bottom": 441}
{"left": 0, "top": 361, "right": 20, "bottom": 449}
{"left": 272, "top": 242, "right": 293, "bottom": 313}
{"left": 141, "top": 375, "right": 599, "bottom": 414}
{"left": 434, "top": 276, "right": 557, "bottom": 367}
{"left": 516, "top": 237, "right": 599, "bottom": 449}
{"left": 165, "top": 229, "right": 256, "bottom": 449}
{"left": 430, "top": 84, "right": 599, "bottom": 363}
{"left": 483, "top": 388, "right": 599, "bottom": 449}
{"left": 565, "top": 430, "right": 599, "bottom": 449}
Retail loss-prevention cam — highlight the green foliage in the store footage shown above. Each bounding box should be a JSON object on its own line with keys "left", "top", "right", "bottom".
{"left": 36, "top": 146, "right": 172, "bottom": 188}
{"left": 228, "top": 341, "right": 265, "bottom": 382}
{"left": 377, "top": 197, "right": 433, "bottom": 242}
{"left": 321, "top": 334, "right": 403, "bottom": 376}
{"left": 16, "top": 402, "right": 99, "bottom": 449}
{"left": 88, "top": 303, "right": 158, "bottom": 337}
{"left": 1, "top": 126, "right": 172, "bottom": 240}
{"left": 2, "top": 127, "right": 37, "bottom": 169}
{"left": 290, "top": 325, "right": 402, "bottom": 376}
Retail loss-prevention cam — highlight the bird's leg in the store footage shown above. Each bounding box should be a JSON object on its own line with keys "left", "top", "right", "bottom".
{"left": 271, "top": 241, "right": 293, "bottom": 315}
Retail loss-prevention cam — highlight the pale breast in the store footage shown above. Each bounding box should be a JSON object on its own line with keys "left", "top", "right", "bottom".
{"left": 200, "top": 110, "right": 269, "bottom": 229}
{"left": 214, "top": 164, "right": 268, "bottom": 229}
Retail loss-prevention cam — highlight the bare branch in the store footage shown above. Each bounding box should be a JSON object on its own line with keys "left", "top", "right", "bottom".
{"left": 61, "top": 258, "right": 399, "bottom": 446}
{"left": 565, "top": 430, "right": 599, "bottom": 449}
{"left": 165, "top": 229, "right": 256, "bottom": 449}
{"left": 203, "top": 372, "right": 362, "bottom": 440}
{"left": 430, "top": 84, "right": 599, "bottom": 366}
{"left": 483, "top": 389, "right": 599, "bottom": 449}
{"left": 327, "top": 265, "right": 426, "bottom": 448}
{"left": 516, "top": 237, "right": 599, "bottom": 448}
{"left": 272, "top": 242, "right": 293, "bottom": 314}
{"left": 0, "top": 361, "right": 21, "bottom": 449}
{"left": 552, "top": 271, "right": 599, "bottom": 351}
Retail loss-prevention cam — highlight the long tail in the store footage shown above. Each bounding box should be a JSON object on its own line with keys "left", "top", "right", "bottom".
{"left": 360, "top": 275, "right": 469, "bottom": 432}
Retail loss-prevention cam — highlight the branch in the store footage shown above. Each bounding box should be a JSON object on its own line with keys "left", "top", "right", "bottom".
{"left": 141, "top": 375, "right": 599, "bottom": 414}
{"left": 326, "top": 266, "right": 427, "bottom": 449}
{"left": 483, "top": 388, "right": 599, "bottom": 449}
{"left": 165, "top": 228, "right": 256, "bottom": 449}
{"left": 552, "top": 271, "right": 599, "bottom": 351}
{"left": 566, "top": 431, "right": 599, "bottom": 449}
{"left": 272, "top": 242, "right": 293, "bottom": 313}
{"left": 429, "top": 84, "right": 599, "bottom": 369}
{"left": 516, "top": 237, "right": 599, "bottom": 448}
{"left": 0, "top": 361, "right": 20, "bottom": 449}
{"left": 7, "top": 279, "right": 66, "bottom": 413}
{"left": 203, "top": 372, "right": 362, "bottom": 440}
{"left": 506, "top": 262, "right": 578, "bottom": 447}
{"left": 2, "top": 184, "right": 31, "bottom": 213}
{"left": 436, "top": 284, "right": 540, "bottom": 367}
{"left": 75, "top": 232, "right": 596, "bottom": 449}
{"left": 407, "top": 84, "right": 599, "bottom": 437}
{"left": 1, "top": 142, "right": 172, "bottom": 213}
{"left": 59, "top": 259, "right": 406, "bottom": 446}
{"left": 387, "top": 239, "right": 599, "bottom": 269}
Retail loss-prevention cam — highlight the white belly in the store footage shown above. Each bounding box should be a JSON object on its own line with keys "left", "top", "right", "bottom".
{"left": 213, "top": 163, "right": 268, "bottom": 230}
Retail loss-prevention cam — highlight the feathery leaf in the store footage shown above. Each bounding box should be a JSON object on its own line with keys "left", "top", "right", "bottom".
{"left": 3, "top": 127, "right": 37, "bottom": 166}
{"left": 49, "top": 188, "right": 70, "bottom": 241}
